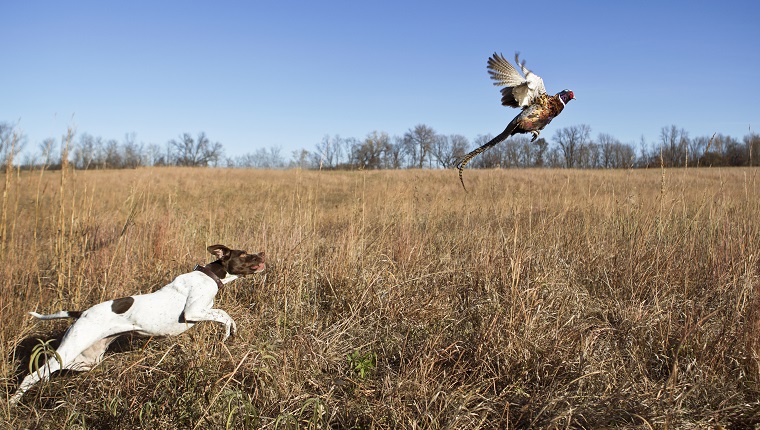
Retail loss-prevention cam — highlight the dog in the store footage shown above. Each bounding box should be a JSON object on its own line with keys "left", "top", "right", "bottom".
{"left": 9, "top": 244, "right": 265, "bottom": 405}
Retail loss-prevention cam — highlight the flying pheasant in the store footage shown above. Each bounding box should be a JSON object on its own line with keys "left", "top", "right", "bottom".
{"left": 457, "top": 52, "right": 575, "bottom": 190}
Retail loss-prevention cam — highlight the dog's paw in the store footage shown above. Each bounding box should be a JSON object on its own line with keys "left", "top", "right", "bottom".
{"left": 222, "top": 322, "right": 237, "bottom": 342}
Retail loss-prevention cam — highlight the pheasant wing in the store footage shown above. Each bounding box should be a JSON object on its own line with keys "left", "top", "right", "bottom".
{"left": 514, "top": 53, "right": 546, "bottom": 98}
{"left": 487, "top": 53, "right": 546, "bottom": 108}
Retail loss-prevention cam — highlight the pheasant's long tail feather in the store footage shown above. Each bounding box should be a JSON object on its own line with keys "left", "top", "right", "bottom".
{"left": 456, "top": 120, "right": 519, "bottom": 191}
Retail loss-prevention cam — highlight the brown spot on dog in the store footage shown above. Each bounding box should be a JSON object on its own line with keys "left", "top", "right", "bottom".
{"left": 111, "top": 297, "right": 134, "bottom": 314}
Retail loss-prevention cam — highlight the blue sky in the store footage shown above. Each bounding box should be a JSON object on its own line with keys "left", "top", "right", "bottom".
{"left": 2, "top": 1, "right": 758, "bottom": 158}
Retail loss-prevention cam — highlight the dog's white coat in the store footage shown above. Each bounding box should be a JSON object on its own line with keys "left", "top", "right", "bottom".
{"left": 9, "top": 270, "right": 239, "bottom": 405}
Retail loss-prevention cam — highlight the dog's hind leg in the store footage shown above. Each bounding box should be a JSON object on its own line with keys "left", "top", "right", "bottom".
{"left": 9, "top": 350, "right": 65, "bottom": 405}
{"left": 9, "top": 320, "right": 132, "bottom": 405}
{"left": 67, "top": 334, "right": 121, "bottom": 371}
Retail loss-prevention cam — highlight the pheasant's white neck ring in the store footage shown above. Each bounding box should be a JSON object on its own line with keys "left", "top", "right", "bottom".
{"left": 558, "top": 96, "right": 565, "bottom": 107}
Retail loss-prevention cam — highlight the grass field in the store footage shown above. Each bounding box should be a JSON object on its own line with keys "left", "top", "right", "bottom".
{"left": 1, "top": 166, "right": 759, "bottom": 429}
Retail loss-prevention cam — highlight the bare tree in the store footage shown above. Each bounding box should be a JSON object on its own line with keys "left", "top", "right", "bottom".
{"left": 403, "top": 124, "right": 437, "bottom": 168}
{"left": 546, "top": 146, "right": 564, "bottom": 168}
{"left": 103, "top": 139, "right": 122, "bottom": 169}
{"left": 553, "top": 124, "right": 591, "bottom": 168}
{"left": 659, "top": 125, "right": 689, "bottom": 167}
{"left": 431, "top": 134, "right": 469, "bottom": 169}
{"left": 745, "top": 133, "right": 760, "bottom": 166}
{"left": 353, "top": 131, "right": 391, "bottom": 169}
{"left": 0, "top": 122, "right": 27, "bottom": 167}
{"left": 613, "top": 142, "right": 636, "bottom": 168}
{"left": 387, "top": 136, "right": 405, "bottom": 169}
{"left": 122, "top": 132, "right": 143, "bottom": 168}
{"left": 514, "top": 136, "right": 534, "bottom": 167}
{"left": 72, "top": 133, "right": 99, "bottom": 169}
{"left": 233, "top": 146, "right": 285, "bottom": 168}
{"left": 35, "top": 138, "right": 58, "bottom": 168}
{"left": 532, "top": 138, "right": 548, "bottom": 167}
{"left": 470, "top": 134, "right": 502, "bottom": 168}
{"left": 576, "top": 141, "right": 600, "bottom": 168}
{"left": 597, "top": 133, "right": 618, "bottom": 168}
{"left": 290, "top": 149, "right": 314, "bottom": 169}
{"left": 722, "top": 134, "right": 745, "bottom": 166}
{"left": 449, "top": 134, "right": 469, "bottom": 168}
{"left": 503, "top": 138, "right": 521, "bottom": 167}
{"left": 266, "top": 146, "right": 285, "bottom": 168}
{"left": 315, "top": 135, "right": 338, "bottom": 169}
{"left": 431, "top": 134, "right": 451, "bottom": 168}
{"left": 342, "top": 137, "right": 358, "bottom": 168}
{"left": 145, "top": 143, "right": 166, "bottom": 166}
{"left": 168, "top": 132, "right": 223, "bottom": 166}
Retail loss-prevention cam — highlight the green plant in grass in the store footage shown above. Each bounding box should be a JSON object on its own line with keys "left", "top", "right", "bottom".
{"left": 29, "top": 338, "right": 61, "bottom": 378}
{"left": 222, "top": 388, "right": 259, "bottom": 430}
{"left": 347, "top": 350, "right": 377, "bottom": 380}
{"left": 299, "top": 397, "right": 327, "bottom": 429}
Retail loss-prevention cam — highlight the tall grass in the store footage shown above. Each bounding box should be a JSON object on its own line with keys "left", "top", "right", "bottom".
{"left": 1, "top": 165, "right": 759, "bottom": 428}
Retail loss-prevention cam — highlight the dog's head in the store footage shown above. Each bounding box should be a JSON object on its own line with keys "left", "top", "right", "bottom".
{"left": 207, "top": 245, "right": 266, "bottom": 276}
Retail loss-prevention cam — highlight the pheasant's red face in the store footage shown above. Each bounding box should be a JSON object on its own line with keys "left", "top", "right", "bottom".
{"left": 559, "top": 89, "right": 575, "bottom": 104}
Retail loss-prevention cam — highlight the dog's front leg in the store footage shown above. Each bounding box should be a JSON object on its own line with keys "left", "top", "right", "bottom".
{"left": 184, "top": 308, "right": 237, "bottom": 341}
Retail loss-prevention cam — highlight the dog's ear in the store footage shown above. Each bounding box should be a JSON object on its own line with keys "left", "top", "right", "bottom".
{"left": 207, "top": 245, "right": 231, "bottom": 260}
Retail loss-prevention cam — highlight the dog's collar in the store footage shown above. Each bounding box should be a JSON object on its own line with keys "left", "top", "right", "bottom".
{"left": 194, "top": 264, "right": 224, "bottom": 289}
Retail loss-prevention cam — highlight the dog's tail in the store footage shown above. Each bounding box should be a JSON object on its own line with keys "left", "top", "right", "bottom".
{"left": 29, "top": 310, "right": 82, "bottom": 320}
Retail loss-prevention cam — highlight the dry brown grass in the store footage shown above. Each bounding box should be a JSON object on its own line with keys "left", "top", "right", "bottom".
{"left": 1, "top": 165, "right": 759, "bottom": 429}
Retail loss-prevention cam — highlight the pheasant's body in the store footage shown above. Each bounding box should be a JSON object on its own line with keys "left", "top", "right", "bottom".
{"left": 509, "top": 93, "right": 566, "bottom": 137}
{"left": 457, "top": 53, "right": 574, "bottom": 190}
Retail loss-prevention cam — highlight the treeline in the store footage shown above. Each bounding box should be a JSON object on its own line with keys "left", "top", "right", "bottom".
{"left": 300, "top": 124, "right": 760, "bottom": 170}
{"left": 2, "top": 122, "right": 759, "bottom": 171}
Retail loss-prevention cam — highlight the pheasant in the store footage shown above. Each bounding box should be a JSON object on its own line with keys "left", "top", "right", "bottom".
{"left": 456, "top": 52, "right": 575, "bottom": 190}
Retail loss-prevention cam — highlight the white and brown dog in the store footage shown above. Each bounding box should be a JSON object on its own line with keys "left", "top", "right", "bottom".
{"left": 9, "top": 244, "right": 265, "bottom": 405}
